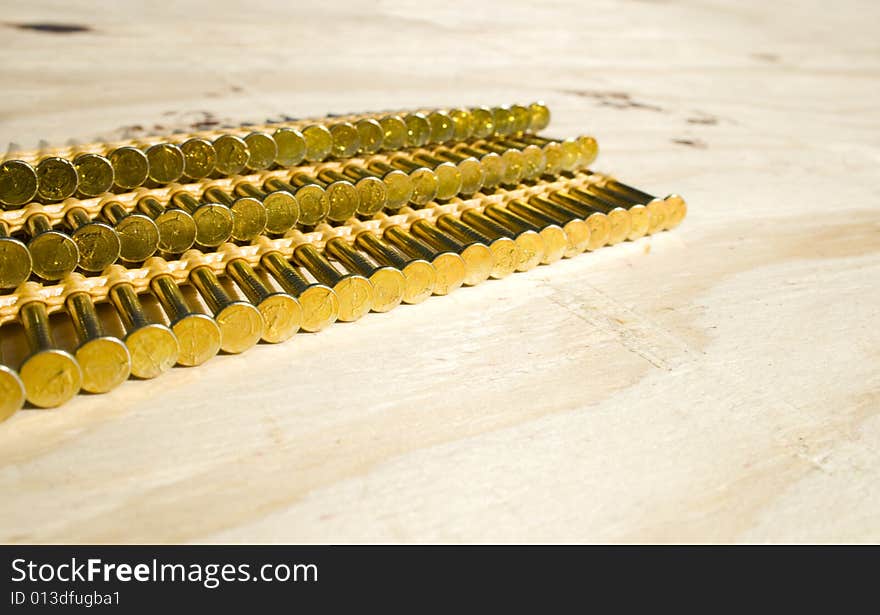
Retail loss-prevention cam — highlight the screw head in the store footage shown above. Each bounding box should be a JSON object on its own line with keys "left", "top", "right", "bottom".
{"left": 20, "top": 348, "right": 82, "bottom": 409}
{"left": 126, "top": 323, "right": 179, "bottom": 380}
{"left": 0, "top": 160, "right": 38, "bottom": 207}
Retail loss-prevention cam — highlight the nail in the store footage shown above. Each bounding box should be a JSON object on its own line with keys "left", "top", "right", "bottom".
{"left": 318, "top": 169, "right": 387, "bottom": 217}
{"left": 271, "top": 127, "right": 306, "bottom": 167}
{"left": 478, "top": 140, "right": 547, "bottom": 180}
{"left": 448, "top": 108, "right": 474, "bottom": 141}
{"left": 171, "top": 191, "right": 234, "bottom": 248}
{"left": 0, "top": 332, "right": 25, "bottom": 420}
{"left": 435, "top": 147, "right": 505, "bottom": 190}
{"left": 483, "top": 203, "right": 567, "bottom": 265}
{"left": 102, "top": 201, "right": 160, "bottom": 262}
{"left": 354, "top": 229, "right": 435, "bottom": 304}
{"left": 290, "top": 172, "right": 359, "bottom": 223}
{"left": 233, "top": 181, "right": 299, "bottom": 234}
{"left": 469, "top": 107, "right": 496, "bottom": 139}
{"left": 179, "top": 137, "right": 217, "bottom": 180}
{"left": 35, "top": 156, "right": 78, "bottom": 201}
{"left": 149, "top": 271, "right": 221, "bottom": 366}
{"left": 66, "top": 289, "right": 131, "bottom": 394}
{"left": 355, "top": 119, "right": 384, "bottom": 154}
{"left": 490, "top": 106, "right": 517, "bottom": 137}
{"left": 73, "top": 153, "right": 114, "bottom": 197}
{"left": 243, "top": 131, "right": 278, "bottom": 171}
{"left": 391, "top": 154, "right": 462, "bottom": 200}
{"left": 341, "top": 164, "right": 412, "bottom": 211}
{"left": 65, "top": 207, "right": 122, "bottom": 272}
{"left": 260, "top": 251, "right": 339, "bottom": 332}
{"left": 225, "top": 257, "right": 301, "bottom": 343}
{"left": 568, "top": 183, "right": 651, "bottom": 240}
{"left": 25, "top": 213, "right": 79, "bottom": 280}
{"left": 328, "top": 122, "right": 361, "bottom": 159}
{"left": 592, "top": 175, "right": 686, "bottom": 231}
{"left": 528, "top": 102, "right": 551, "bottom": 132}
{"left": 434, "top": 210, "right": 521, "bottom": 278}
{"left": 529, "top": 194, "right": 609, "bottom": 251}
{"left": 0, "top": 221, "right": 33, "bottom": 289}
{"left": 0, "top": 160, "right": 38, "bottom": 208}
{"left": 457, "top": 209, "right": 536, "bottom": 273}
{"left": 382, "top": 224, "right": 465, "bottom": 295}
{"left": 108, "top": 275, "right": 179, "bottom": 379}
{"left": 426, "top": 111, "right": 455, "bottom": 144}
{"left": 404, "top": 113, "right": 432, "bottom": 147}
{"left": 550, "top": 190, "right": 631, "bottom": 245}
{"left": 188, "top": 262, "right": 264, "bottom": 354}
{"left": 138, "top": 196, "right": 197, "bottom": 254}
{"left": 203, "top": 186, "right": 268, "bottom": 242}
{"left": 263, "top": 177, "right": 330, "bottom": 226}
{"left": 109, "top": 146, "right": 149, "bottom": 190}
{"left": 368, "top": 160, "right": 438, "bottom": 206}
{"left": 410, "top": 217, "right": 494, "bottom": 285}
{"left": 325, "top": 236, "right": 405, "bottom": 313}
{"left": 378, "top": 116, "right": 409, "bottom": 150}
{"left": 506, "top": 199, "right": 591, "bottom": 257}
{"left": 18, "top": 298, "right": 82, "bottom": 408}
{"left": 292, "top": 242, "right": 373, "bottom": 322}
{"left": 412, "top": 150, "right": 484, "bottom": 196}
{"left": 212, "top": 134, "right": 250, "bottom": 176}
{"left": 301, "top": 124, "right": 334, "bottom": 162}
{"left": 144, "top": 142, "right": 185, "bottom": 184}
{"left": 456, "top": 143, "right": 523, "bottom": 186}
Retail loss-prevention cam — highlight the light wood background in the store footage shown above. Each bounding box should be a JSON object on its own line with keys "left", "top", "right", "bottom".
{"left": 0, "top": 0, "right": 877, "bottom": 544}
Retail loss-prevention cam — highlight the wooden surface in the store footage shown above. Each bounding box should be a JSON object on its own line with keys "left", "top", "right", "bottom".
{"left": 0, "top": 0, "right": 878, "bottom": 544}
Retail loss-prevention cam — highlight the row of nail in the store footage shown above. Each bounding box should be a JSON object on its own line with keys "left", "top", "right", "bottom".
{"left": 0, "top": 103, "right": 551, "bottom": 208}
{"left": 0, "top": 174, "right": 684, "bottom": 418}
{"left": 0, "top": 134, "right": 598, "bottom": 287}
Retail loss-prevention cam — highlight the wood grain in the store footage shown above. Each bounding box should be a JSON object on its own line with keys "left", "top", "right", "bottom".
{"left": 0, "top": 0, "right": 877, "bottom": 543}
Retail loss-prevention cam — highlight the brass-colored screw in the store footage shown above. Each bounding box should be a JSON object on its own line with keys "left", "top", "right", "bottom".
{"left": 65, "top": 207, "right": 122, "bottom": 272}
{"left": 203, "top": 186, "right": 268, "bottom": 242}
{"left": 341, "top": 164, "right": 412, "bottom": 211}
{"left": 292, "top": 243, "right": 373, "bottom": 322}
{"left": 318, "top": 169, "right": 387, "bottom": 217}
{"left": 109, "top": 146, "right": 149, "bottom": 190}
{"left": 108, "top": 275, "right": 179, "bottom": 380}
{"left": 325, "top": 236, "right": 405, "bottom": 313}
{"left": 66, "top": 289, "right": 131, "bottom": 394}
{"left": 0, "top": 221, "right": 33, "bottom": 289}
{"left": 144, "top": 143, "right": 185, "bottom": 185}
{"left": 233, "top": 181, "right": 299, "bottom": 235}
{"left": 390, "top": 155, "right": 462, "bottom": 201}
{"left": 188, "top": 262, "right": 264, "bottom": 354}
{"left": 409, "top": 218, "right": 494, "bottom": 285}
{"left": 457, "top": 209, "right": 537, "bottom": 274}
{"left": 483, "top": 203, "right": 567, "bottom": 265}
{"left": 507, "top": 199, "right": 591, "bottom": 257}
{"left": 138, "top": 196, "right": 198, "bottom": 255}
{"left": 328, "top": 122, "right": 361, "bottom": 159}
{"left": 102, "top": 201, "right": 160, "bottom": 263}
{"left": 225, "top": 257, "right": 301, "bottom": 343}
{"left": 179, "top": 137, "right": 217, "bottom": 180}
{"left": 271, "top": 127, "right": 306, "bottom": 167}
{"left": 260, "top": 251, "right": 339, "bottom": 332}
{"left": 354, "top": 230, "right": 436, "bottom": 305}
{"left": 263, "top": 177, "right": 330, "bottom": 226}
{"left": 149, "top": 271, "right": 221, "bottom": 367}
{"left": 432, "top": 212, "right": 520, "bottom": 279}
{"left": 530, "top": 194, "right": 609, "bottom": 251}
{"left": 73, "top": 152, "right": 114, "bottom": 197}
{"left": 289, "top": 172, "right": 359, "bottom": 223}
{"left": 25, "top": 213, "right": 79, "bottom": 281}
{"left": 382, "top": 225, "right": 465, "bottom": 295}
{"left": 0, "top": 340, "right": 25, "bottom": 421}
{"left": 170, "top": 191, "right": 234, "bottom": 248}
{"left": 212, "top": 134, "right": 250, "bottom": 176}
{"left": 412, "top": 150, "right": 485, "bottom": 196}
{"left": 35, "top": 156, "right": 78, "bottom": 201}
{"left": 243, "top": 132, "right": 278, "bottom": 171}
{"left": 368, "top": 160, "right": 438, "bottom": 206}
{"left": 0, "top": 159, "right": 38, "bottom": 208}
{"left": 18, "top": 298, "right": 82, "bottom": 408}
{"left": 550, "top": 190, "right": 632, "bottom": 245}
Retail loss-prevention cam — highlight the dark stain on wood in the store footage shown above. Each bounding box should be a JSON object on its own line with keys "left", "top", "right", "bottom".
{"left": 12, "top": 23, "right": 92, "bottom": 34}
{"left": 672, "top": 138, "right": 708, "bottom": 148}
{"left": 564, "top": 89, "right": 664, "bottom": 112}
{"left": 687, "top": 116, "right": 719, "bottom": 125}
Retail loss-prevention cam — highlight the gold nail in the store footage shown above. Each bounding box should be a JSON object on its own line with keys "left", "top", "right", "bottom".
{"left": 412, "top": 150, "right": 484, "bottom": 196}
{"left": 292, "top": 243, "right": 372, "bottom": 322}
{"left": 0, "top": 340, "right": 25, "bottom": 421}
{"left": 272, "top": 127, "right": 306, "bottom": 167}
{"left": 410, "top": 218, "right": 494, "bottom": 285}
{"left": 354, "top": 230, "right": 435, "bottom": 305}
{"left": 203, "top": 186, "right": 267, "bottom": 242}
{"left": 382, "top": 225, "right": 465, "bottom": 295}
{"left": 109, "top": 146, "right": 149, "bottom": 190}
{"left": 325, "top": 236, "right": 404, "bottom": 313}
{"left": 264, "top": 177, "right": 329, "bottom": 226}
{"left": 25, "top": 213, "right": 79, "bottom": 281}
{"left": 484, "top": 204, "right": 566, "bottom": 265}
{"left": 171, "top": 191, "right": 234, "bottom": 248}
{"left": 391, "top": 154, "right": 462, "bottom": 200}
{"left": 531, "top": 194, "right": 609, "bottom": 251}
{"left": 0, "top": 221, "right": 33, "bottom": 289}
{"left": 188, "top": 263, "right": 264, "bottom": 354}
{"left": 0, "top": 159, "right": 38, "bottom": 208}
{"left": 341, "top": 164, "right": 412, "bottom": 211}
{"left": 507, "top": 199, "right": 591, "bottom": 257}
{"left": 138, "top": 196, "right": 198, "bottom": 254}
{"left": 102, "top": 201, "right": 160, "bottom": 262}
{"left": 234, "top": 181, "right": 299, "bottom": 235}
{"left": 290, "top": 172, "right": 359, "bottom": 223}
{"left": 65, "top": 207, "right": 122, "bottom": 272}
{"left": 35, "top": 157, "right": 78, "bottom": 201}
{"left": 145, "top": 142, "right": 185, "bottom": 184}
{"left": 440, "top": 211, "right": 522, "bottom": 276}
{"left": 225, "top": 258, "right": 301, "bottom": 343}
{"left": 66, "top": 289, "right": 131, "bottom": 394}
{"left": 318, "top": 169, "right": 387, "bottom": 217}
{"left": 73, "top": 153, "right": 114, "bottom": 197}
{"left": 149, "top": 271, "right": 221, "bottom": 366}
{"left": 368, "top": 160, "right": 437, "bottom": 206}
{"left": 212, "top": 134, "right": 250, "bottom": 176}
{"left": 179, "top": 137, "right": 217, "bottom": 180}
{"left": 260, "top": 251, "right": 339, "bottom": 332}
{"left": 18, "top": 298, "right": 82, "bottom": 408}
{"left": 243, "top": 132, "right": 278, "bottom": 171}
